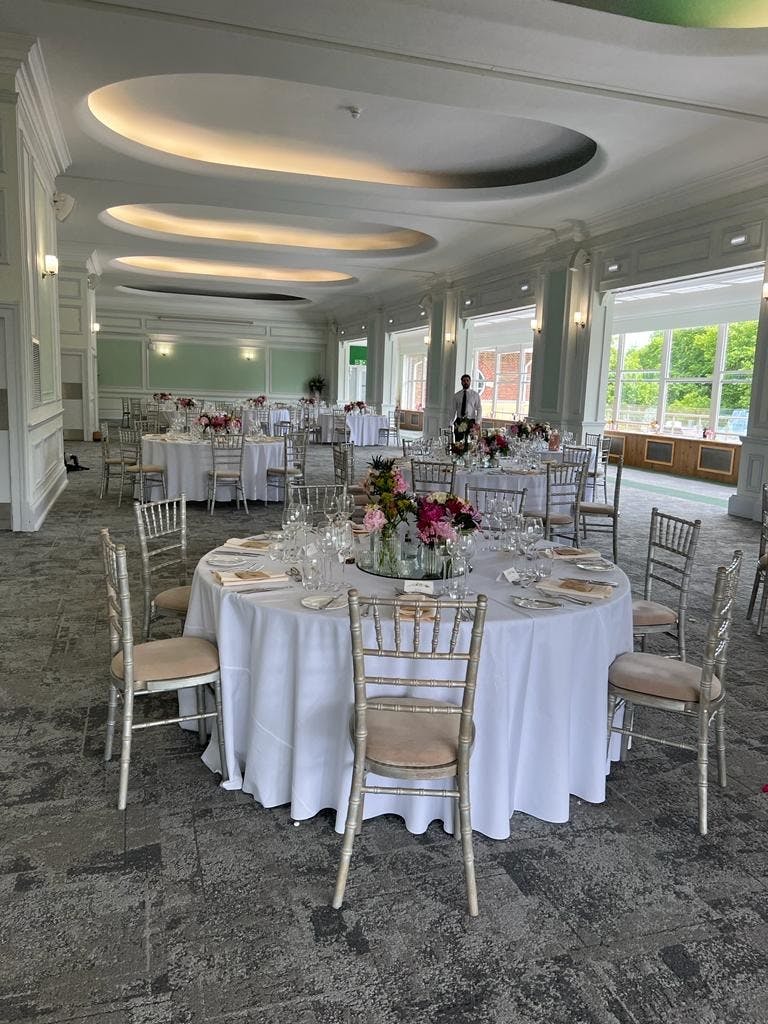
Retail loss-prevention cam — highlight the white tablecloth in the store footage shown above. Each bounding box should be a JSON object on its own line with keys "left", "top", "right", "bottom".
{"left": 142, "top": 435, "right": 284, "bottom": 502}
{"left": 455, "top": 466, "right": 595, "bottom": 507}
{"left": 241, "top": 407, "right": 290, "bottom": 435}
{"left": 183, "top": 548, "right": 633, "bottom": 838}
{"left": 318, "top": 412, "right": 388, "bottom": 445}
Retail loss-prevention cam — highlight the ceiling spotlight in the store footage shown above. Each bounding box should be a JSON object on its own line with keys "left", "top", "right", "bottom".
{"left": 388, "top": 318, "right": 394, "bottom": 325}
{"left": 361, "top": 324, "right": 366, "bottom": 331}
{"left": 520, "top": 283, "right": 529, "bottom": 293}
{"left": 419, "top": 309, "right": 426, "bottom": 317}
{"left": 340, "top": 329, "right": 345, "bottom": 336}
{"left": 463, "top": 298, "right": 473, "bottom": 307}
{"left": 344, "top": 105, "right": 362, "bottom": 120}
{"left": 730, "top": 233, "right": 748, "bottom": 246}
{"left": 92, "top": 322, "right": 101, "bottom": 333}
{"left": 607, "top": 262, "right": 620, "bottom": 273}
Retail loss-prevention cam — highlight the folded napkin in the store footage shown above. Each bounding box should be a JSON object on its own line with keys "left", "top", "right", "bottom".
{"left": 214, "top": 569, "right": 292, "bottom": 588}
{"left": 398, "top": 604, "right": 437, "bottom": 622}
{"left": 223, "top": 536, "right": 272, "bottom": 552}
{"left": 550, "top": 546, "right": 600, "bottom": 560}
{"left": 496, "top": 566, "right": 520, "bottom": 583}
{"left": 537, "top": 578, "right": 613, "bottom": 601}
{"left": 351, "top": 524, "right": 369, "bottom": 535}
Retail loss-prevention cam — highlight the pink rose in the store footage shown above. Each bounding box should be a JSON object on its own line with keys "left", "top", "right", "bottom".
{"left": 363, "top": 507, "right": 387, "bottom": 533}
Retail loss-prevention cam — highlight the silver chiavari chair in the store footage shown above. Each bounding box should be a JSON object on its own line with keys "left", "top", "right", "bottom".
{"left": 746, "top": 483, "right": 768, "bottom": 635}
{"left": 411, "top": 459, "right": 455, "bottom": 496}
{"left": 632, "top": 508, "right": 701, "bottom": 661}
{"left": 607, "top": 550, "right": 742, "bottom": 835}
{"left": 207, "top": 433, "right": 249, "bottom": 515}
{"left": 98, "top": 421, "right": 125, "bottom": 500}
{"left": 266, "top": 430, "right": 308, "bottom": 504}
{"left": 100, "top": 528, "right": 228, "bottom": 811}
{"left": 133, "top": 495, "right": 190, "bottom": 642}
{"left": 377, "top": 408, "right": 401, "bottom": 447}
{"left": 332, "top": 589, "right": 488, "bottom": 917}
{"left": 523, "top": 461, "right": 586, "bottom": 545}
{"left": 117, "top": 428, "right": 166, "bottom": 507}
{"left": 580, "top": 457, "right": 623, "bottom": 564}
{"left": 464, "top": 484, "right": 527, "bottom": 514}
{"left": 287, "top": 483, "right": 348, "bottom": 525}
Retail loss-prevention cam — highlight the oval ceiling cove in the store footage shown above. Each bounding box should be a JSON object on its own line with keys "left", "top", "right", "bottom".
{"left": 88, "top": 74, "right": 598, "bottom": 190}
{"left": 120, "top": 284, "right": 307, "bottom": 301}
{"left": 113, "top": 256, "right": 354, "bottom": 285}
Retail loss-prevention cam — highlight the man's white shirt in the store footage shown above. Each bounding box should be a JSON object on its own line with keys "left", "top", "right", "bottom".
{"left": 453, "top": 388, "right": 482, "bottom": 422}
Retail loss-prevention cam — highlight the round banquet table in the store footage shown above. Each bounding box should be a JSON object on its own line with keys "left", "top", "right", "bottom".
{"left": 142, "top": 435, "right": 284, "bottom": 502}
{"left": 182, "top": 546, "right": 633, "bottom": 839}
{"left": 318, "top": 412, "right": 388, "bottom": 445}
{"left": 454, "top": 465, "right": 595, "bottom": 506}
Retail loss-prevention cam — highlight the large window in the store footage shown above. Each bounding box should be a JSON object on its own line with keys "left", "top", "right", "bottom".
{"left": 401, "top": 352, "right": 427, "bottom": 410}
{"left": 468, "top": 307, "right": 535, "bottom": 421}
{"left": 605, "top": 321, "right": 756, "bottom": 438}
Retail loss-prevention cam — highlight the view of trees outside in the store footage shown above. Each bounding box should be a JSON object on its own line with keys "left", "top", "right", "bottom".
{"left": 606, "top": 321, "right": 756, "bottom": 437}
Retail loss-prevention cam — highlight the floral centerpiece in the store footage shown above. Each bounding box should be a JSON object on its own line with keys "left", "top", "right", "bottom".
{"left": 307, "top": 375, "right": 327, "bottom": 397}
{"left": 361, "top": 457, "right": 417, "bottom": 574}
{"left": 344, "top": 401, "right": 367, "bottom": 413}
{"left": 452, "top": 421, "right": 480, "bottom": 457}
{"left": 416, "top": 491, "right": 481, "bottom": 577}
{"left": 508, "top": 420, "right": 550, "bottom": 441}
{"left": 247, "top": 395, "right": 267, "bottom": 407}
{"left": 195, "top": 412, "right": 242, "bottom": 434}
{"left": 480, "top": 430, "right": 510, "bottom": 459}
{"left": 175, "top": 397, "right": 196, "bottom": 409}
{"left": 299, "top": 396, "right": 317, "bottom": 406}
{"left": 153, "top": 392, "right": 173, "bottom": 402}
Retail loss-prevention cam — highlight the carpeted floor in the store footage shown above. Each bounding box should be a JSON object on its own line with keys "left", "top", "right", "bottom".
{"left": 1, "top": 441, "right": 766, "bottom": 1024}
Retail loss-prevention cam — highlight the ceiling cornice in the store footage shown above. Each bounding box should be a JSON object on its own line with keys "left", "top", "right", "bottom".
{"left": 0, "top": 32, "right": 36, "bottom": 76}
{"left": 47, "top": 0, "right": 768, "bottom": 124}
{"left": 14, "top": 41, "right": 71, "bottom": 180}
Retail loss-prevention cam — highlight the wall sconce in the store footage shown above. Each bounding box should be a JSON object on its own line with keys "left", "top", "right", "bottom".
{"left": 762, "top": 282, "right": 768, "bottom": 301}
{"left": 729, "top": 233, "right": 748, "bottom": 247}
{"left": 463, "top": 298, "right": 473, "bottom": 308}
{"left": 154, "top": 344, "right": 172, "bottom": 357}
{"left": 92, "top": 322, "right": 100, "bottom": 333}
{"left": 242, "top": 350, "right": 257, "bottom": 362}
{"left": 419, "top": 308, "right": 427, "bottom": 317}
{"left": 530, "top": 318, "right": 541, "bottom": 335}
{"left": 573, "top": 310, "right": 586, "bottom": 329}
{"left": 387, "top": 317, "right": 394, "bottom": 325}
{"left": 520, "top": 283, "right": 530, "bottom": 293}
{"left": 361, "top": 324, "right": 366, "bottom": 331}
{"left": 423, "top": 335, "right": 430, "bottom": 346}
{"left": 41, "top": 254, "right": 58, "bottom": 279}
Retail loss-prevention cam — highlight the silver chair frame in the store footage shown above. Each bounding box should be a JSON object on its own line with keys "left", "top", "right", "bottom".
{"left": 99, "top": 421, "right": 124, "bottom": 499}
{"left": 607, "top": 550, "right": 742, "bottom": 835}
{"left": 266, "top": 431, "right": 308, "bottom": 505}
{"left": 580, "top": 457, "right": 623, "bottom": 564}
{"left": 287, "top": 483, "right": 348, "bottom": 525}
{"left": 117, "top": 428, "right": 166, "bottom": 507}
{"left": 100, "top": 529, "right": 227, "bottom": 810}
{"left": 746, "top": 484, "right": 768, "bottom": 635}
{"left": 377, "top": 408, "right": 401, "bottom": 447}
{"left": 133, "top": 495, "right": 189, "bottom": 642}
{"left": 333, "top": 590, "right": 488, "bottom": 917}
{"left": 526, "top": 461, "right": 587, "bottom": 545}
{"left": 207, "top": 433, "right": 249, "bottom": 515}
{"left": 464, "top": 484, "right": 527, "bottom": 514}
{"left": 411, "top": 459, "right": 456, "bottom": 496}
{"left": 635, "top": 507, "right": 701, "bottom": 661}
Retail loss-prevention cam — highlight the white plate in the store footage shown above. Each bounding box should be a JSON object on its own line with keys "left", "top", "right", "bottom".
{"left": 300, "top": 593, "right": 347, "bottom": 611}
{"left": 574, "top": 560, "right": 614, "bottom": 571}
{"left": 207, "top": 554, "right": 259, "bottom": 569}
{"left": 511, "top": 596, "right": 562, "bottom": 609}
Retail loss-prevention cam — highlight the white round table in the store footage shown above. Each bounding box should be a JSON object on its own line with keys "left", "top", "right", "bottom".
{"left": 182, "top": 547, "right": 632, "bottom": 839}
{"left": 318, "top": 412, "right": 388, "bottom": 445}
{"left": 142, "top": 435, "right": 284, "bottom": 502}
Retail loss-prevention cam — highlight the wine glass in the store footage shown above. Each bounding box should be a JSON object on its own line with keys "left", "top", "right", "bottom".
{"left": 522, "top": 516, "right": 544, "bottom": 556}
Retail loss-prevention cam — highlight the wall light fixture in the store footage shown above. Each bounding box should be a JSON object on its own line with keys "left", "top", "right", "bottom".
{"left": 41, "top": 254, "right": 58, "bottom": 279}
{"left": 573, "top": 310, "right": 586, "bottom": 329}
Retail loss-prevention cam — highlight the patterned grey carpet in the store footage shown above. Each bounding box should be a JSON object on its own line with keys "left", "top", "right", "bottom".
{"left": 1, "top": 441, "right": 767, "bottom": 1024}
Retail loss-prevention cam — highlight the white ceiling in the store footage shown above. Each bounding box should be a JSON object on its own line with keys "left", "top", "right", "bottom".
{"left": 4, "top": 0, "right": 768, "bottom": 320}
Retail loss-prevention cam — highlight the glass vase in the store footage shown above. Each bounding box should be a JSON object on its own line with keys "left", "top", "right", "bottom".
{"left": 373, "top": 529, "right": 401, "bottom": 577}
{"left": 421, "top": 543, "right": 446, "bottom": 579}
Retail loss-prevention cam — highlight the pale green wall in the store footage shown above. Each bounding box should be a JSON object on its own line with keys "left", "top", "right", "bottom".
{"left": 540, "top": 269, "right": 567, "bottom": 409}
{"left": 148, "top": 343, "right": 267, "bottom": 392}
{"left": 97, "top": 338, "right": 143, "bottom": 388}
{"left": 270, "top": 348, "right": 323, "bottom": 393}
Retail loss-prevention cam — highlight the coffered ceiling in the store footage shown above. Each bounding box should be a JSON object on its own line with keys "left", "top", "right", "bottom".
{"left": 3, "top": 0, "right": 768, "bottom": 321}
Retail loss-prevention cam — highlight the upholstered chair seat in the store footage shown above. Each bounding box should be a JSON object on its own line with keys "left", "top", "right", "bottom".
{"left": 632, "top": 599, "right": 677, "bottom": 627}
{"left": 154, "top": 584, "right": 191, "bottom": 614}
{"left": 608, "top": 652, "right": 721, "bottom": 704}
{"left": 358, "top": 697, "right": 474, "bottom": 773}
{"left": 111, "top": 636, "right": 219, "bottom": 689}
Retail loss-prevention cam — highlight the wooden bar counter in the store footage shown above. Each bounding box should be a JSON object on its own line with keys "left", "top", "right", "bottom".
{"left": 605, "top": 430, "right": 740, "bottom": 486}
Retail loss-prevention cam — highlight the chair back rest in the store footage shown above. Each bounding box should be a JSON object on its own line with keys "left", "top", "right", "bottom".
{"left": 411, "top": 459, "right": 456, "bottom": 496}
{"left": 464, "top": 484, "right": 527, "bottom": 514}
{"left": 129, "top": 398, "right": 144, "bottom": 419}
{"left": 599, "top": 437, "right": 612, "bottom": 466}
{"left": 644, "top": 507, "right": 701, "bottom": 604}
{"left": 118, "top": 427, "right": 142, "bottom": 463}
{"left": 133, "top": 495, "right": 188, "bottom": 586}
{"left": 545, "top": 461, "right": 585, "bottom": 516}
{"left": 584, "top": 431, "right": 601, "bottom": 449}
{"left": 121, "top": 398, "right": 131, "bottom": 414}
{"left": 347, "top": 589, "right": 488, "bottom": 757}
{"left": 210, "top": 432, "right": 246, "bottom": 472}
{"left": 100, "top": 528, "right": 135, "bottom": 685}
{"left": 699, "top": 550, "right": 742, "bottom": 705}
{"left": 288, "top": 483, "right": 348, "bottom": 524}
{"left": 284, "top": 431, "right": 308, "bottom": 473}
{"left": 561, "top": 444, "right": 592, "bottom": 467}
{"left": 609, "top": 457, "right": 624, "bottom": 511}
{"left": 332, "top": 441, "right": 355, "bottom": 485}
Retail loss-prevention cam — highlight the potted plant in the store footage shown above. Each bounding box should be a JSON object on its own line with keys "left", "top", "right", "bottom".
{"left": 307, "top": 375, "right": 327, "bottom": 399}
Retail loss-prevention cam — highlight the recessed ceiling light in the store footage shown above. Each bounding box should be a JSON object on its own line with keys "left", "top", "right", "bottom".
{"left": 607, "top": 263, "right": 620, "bottom": 273}
{"left": 388, "top": 318, "right": 394, "bottom": 325}
{"left": 730, "top": 234, "right": 748, "bottom": 246}
{"left": 520, "top": 283, "right": 529, "bottom": 293}
{"left": 464, "top": 298, "right": 473, "bottom": 307}
{"left": 113, "top": 255, "right": 354, "bottom": 284}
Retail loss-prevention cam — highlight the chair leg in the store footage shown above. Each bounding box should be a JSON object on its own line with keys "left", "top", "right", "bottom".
{"left": 606, "top": 692, "right": 618, "bottom": 761}
{"left": 117, "top": 465, "right": 126, "bottom": 508}
{"left": 195, "top": 685, "right": 208, "bottom": 746}
{"left": 241, "top": 481, "right": 249, "bottom": 516}
{"left": 457, "top": 764, "right": 478, "bottom": 917}
{"left": 612, "top": 516, "right": 619, "bottom": 564}
{"left": 105, "top": 682, "right": 119, "bottom": 761}
{"left": 746, "top": 569, "right": 761, "bottom": 620}
{"left": 697, "top": 724, "right": 709, "bottom": 836}
{"left": 208, "top": 473, "right": 216, "bottom": 515}
{"left": 678, "top": 612, "right": 687, "bottom": 662}
{"left": 117, "top": 686, "right": 135, "bottom": 811}
{"left": 212, "top": 676, "right": 229, "bottom": 783}
{"left": 716, "top": 707, "right": 727, "bottom": 787}
{"left": 756, "top": 579, "right": 768, "bottom": 637}
{"left": 619, "top": 702, "right": 634, "bottom": 761}
{"left": 332, "top": 756, "right": 366, "bottom": 909}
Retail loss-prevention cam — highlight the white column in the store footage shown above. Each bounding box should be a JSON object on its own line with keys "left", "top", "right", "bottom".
{"left": 365, "top": 311, "right": 385, "bottom": 411}
{"left": 325, "top": 322, "right": 342, "bottom": 405}
{"left": 59, "top": 258, "right": 99, "bottom": 441}
{"left": 728, "top": 268, "right": 768, "bottom": 520}
{"left": 423, "top": 286, "right": 459, "bottom": 438}
{"left": 0, "top": 36, "right": 70, "bottom": 530}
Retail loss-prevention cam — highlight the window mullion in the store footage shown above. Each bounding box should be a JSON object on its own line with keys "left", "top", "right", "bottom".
{"left": 658, "top": 328, "right": 672, "bottom": 428}
{"left": 711, "top": 322, "right": 728, "bottom": 435}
